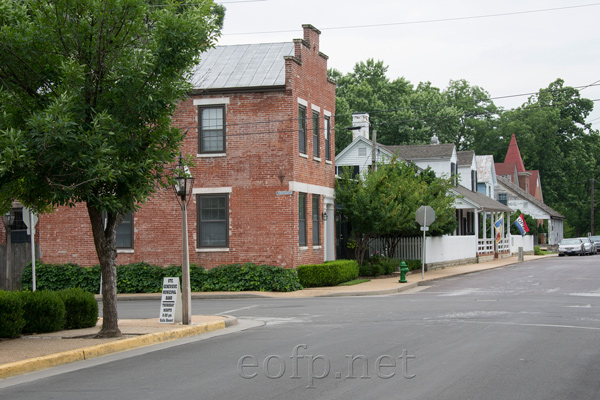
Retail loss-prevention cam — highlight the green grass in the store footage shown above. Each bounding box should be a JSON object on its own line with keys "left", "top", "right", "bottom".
{"left": 338, "top": 279, "right": 370, "bottom": 286}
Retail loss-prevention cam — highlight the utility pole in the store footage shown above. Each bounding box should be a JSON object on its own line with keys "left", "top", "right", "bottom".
{"left": 591, "top": 177, "right": 595, "bottom": 236}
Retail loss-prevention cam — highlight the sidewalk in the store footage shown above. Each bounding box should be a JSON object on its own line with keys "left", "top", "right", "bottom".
{"left": 0, "top": 254, "right": 553, "bottom": 379}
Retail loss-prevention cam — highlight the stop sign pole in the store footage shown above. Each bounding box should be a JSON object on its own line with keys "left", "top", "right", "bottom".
{"left": 415, "top": 206, "right": 435, "bottom": 279}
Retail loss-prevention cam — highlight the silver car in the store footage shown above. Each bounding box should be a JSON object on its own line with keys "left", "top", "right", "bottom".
{"left": 579, "top": 237, "right": 596, "bottom": 255}
{"left": 589, "top": 236, "right": 600, "bottom": 253}
{"left": 558, "top": 238, "right": 584, "bottom": 256}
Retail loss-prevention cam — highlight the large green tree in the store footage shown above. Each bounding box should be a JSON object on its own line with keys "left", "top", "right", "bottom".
{"left": 489, "top": 79, "right": 599, "bottom": 236}
{"left": 0, "top": 0, "right": 223, "bottom": 337}
{"left": 336, "top": 159, "right": 456, "bottom": 264}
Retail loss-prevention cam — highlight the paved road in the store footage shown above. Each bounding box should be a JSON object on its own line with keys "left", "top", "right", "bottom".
{"left": 2, "top": 255, "right": 600, "bottom": 399}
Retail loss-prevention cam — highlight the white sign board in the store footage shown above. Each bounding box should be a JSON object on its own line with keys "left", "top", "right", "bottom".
{"left": 159, "top": 277, "right": 182, "bottom": 324}
{"left": 22, "top": 207, "right": 38, "bottom": 235}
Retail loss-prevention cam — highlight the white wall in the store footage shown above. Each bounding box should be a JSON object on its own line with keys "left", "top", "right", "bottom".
{"left": 425, "top": 235, "right": 477, "bottom": 263}
{"left": 510, "top": 235, "right": 534, "bottom": 253}
{"left": 414, "top": 159, "right": 451, "bottom": 179}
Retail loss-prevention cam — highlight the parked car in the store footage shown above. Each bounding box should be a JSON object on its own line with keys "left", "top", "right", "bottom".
{"left": 558, "top": 238, "right": 585, "bottom": 256}
{"left": 589, "top": 236, "right": 600, "bottom": 253}
{"left": 579, "top": 237, "right": 597, "bottom": 255}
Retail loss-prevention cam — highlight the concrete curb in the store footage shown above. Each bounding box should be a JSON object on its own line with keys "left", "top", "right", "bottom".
{"left": 0, "top": 316, "right": 236, "bottom": 380}
{"left": 316, "top": 282, "right": 419, "bottom": 297}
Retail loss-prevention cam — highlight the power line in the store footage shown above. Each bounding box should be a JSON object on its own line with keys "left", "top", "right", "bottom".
{"left": 224, "top": 3, "right": 600, "bottom": 35}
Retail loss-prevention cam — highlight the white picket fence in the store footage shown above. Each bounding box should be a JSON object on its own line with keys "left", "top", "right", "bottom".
{"left": 370, "top": 234, "right": 523, "bottom": 264}
{"left": 369, "top": 237, "right": 422, "bottom": 260}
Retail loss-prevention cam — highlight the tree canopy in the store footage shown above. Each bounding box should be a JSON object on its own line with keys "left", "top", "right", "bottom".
{"left": 0, "top": 0, "right": 223, "bottom": 336}
{"left": 335, "top": 159, "right": 456, "bottom": 264}
{"left": 332, "top": 60, "right": 600, "bottom": 237}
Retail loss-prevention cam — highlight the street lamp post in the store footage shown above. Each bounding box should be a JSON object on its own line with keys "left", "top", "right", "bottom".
{"left": 174, "top": 156, "right": 194, "bottom": 325}
{"left": 3, "top": 212, "right": 15, "bottom": 291}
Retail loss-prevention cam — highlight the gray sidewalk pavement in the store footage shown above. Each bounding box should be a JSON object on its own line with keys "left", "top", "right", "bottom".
{"left": 0, "top": 253, "right": 554, "bottom": 379}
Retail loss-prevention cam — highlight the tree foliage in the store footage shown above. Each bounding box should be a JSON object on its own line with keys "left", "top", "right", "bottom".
{"left": 335, "top": 158, "right": 456, "bottom": 264}
{"left": 0, "top": 0, "right": 223, "bottom": 336}
{"left": 333, "top": 59, "right": 600, "bottom": 237}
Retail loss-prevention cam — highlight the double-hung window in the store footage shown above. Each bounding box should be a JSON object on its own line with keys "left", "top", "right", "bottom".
{"left": 312, "top": 195, "right": 320, "bottom": 245}
{"left": 198, "top": 106, "right": 225, "bottom": 154}
{"left": 299, "top": 106, "right": 307, "bottom": 154}
{"left": 116, "top": 212, "right": 134, "bottom": 249}
{"left": 299, "top": 193, "right": 307, "bottom": 246}
{"left": 324, "top": 116, "right": 331, "bottom": 161}
{"left": 197, "top": 194, "right": 229, "bottom": 248}
{"left": 312, "top": 111, "right": 320, "bottom": 158}
{"left": 498, "top": 193, "right": 507, "bottom": 206}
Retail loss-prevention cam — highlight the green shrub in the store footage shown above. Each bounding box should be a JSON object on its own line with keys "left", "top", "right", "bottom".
{"left": 403, "top": 259, "right": 422, "bottom": 271}
{"left": 20, "top": 261, "right": 301, "bottom": 293}
{"left": 297, "top": 260, "right": 359, "bottom": 288}
{"left": 0, "top": 291, "right": 26, "bottom": 338}
{"left": 57, "top": 288, "right": 98, "bottom": 329}
{"left": 19, "top": 291, "right": 66, "bottom": 334}
{"left": 116, "top": 263, "right": 164, "bottom": 293}
{"left": 203, "top": 263, "right": 302, "bottom": 292}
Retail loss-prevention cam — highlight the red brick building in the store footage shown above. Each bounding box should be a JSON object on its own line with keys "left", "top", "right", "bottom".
{"left": 10, "top": 24, "right": 336, "bottom": 270}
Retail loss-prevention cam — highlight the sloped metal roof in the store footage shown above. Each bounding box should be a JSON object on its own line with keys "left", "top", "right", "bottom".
{"left": 190, "top": 42, "right": 295, "bottom": 90}
{"left": 497, "top": 176, "right": 565, "bottom": 219}
{"left": 457, "top": 150, "right": 475, "bottom": 166}
{"left": 452, "top": 184, "right": 513, "bottom": 213}
{"left": 384, "top": 143, "right": 455, "bottom": 160}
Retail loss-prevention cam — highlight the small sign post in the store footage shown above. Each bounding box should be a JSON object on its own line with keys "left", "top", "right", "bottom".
{"left": 159, "top": 277, "right": 182, "bottom": 324}
{"left": 415, "top": 206, "right": 436, "bottom": 279}
{"left": 22, "top": 208, "right": 38, "bottom": 291}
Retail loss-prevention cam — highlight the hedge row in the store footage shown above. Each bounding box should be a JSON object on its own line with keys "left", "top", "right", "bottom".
{"left": 0, "top": 289, "right": 98, "bottom": 338}
{"left": 297, "top": 260, "right": 359, "bottom": 288}
{"left": 359, "top": 258, "right": 422, "bottom": 277}
{"left": 21, "top": 262, "right": 302, "bottom": 293}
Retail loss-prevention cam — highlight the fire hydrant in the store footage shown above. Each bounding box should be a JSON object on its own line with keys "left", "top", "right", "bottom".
{"left": 399, "top": 261, "right": 409, "bottom": 283}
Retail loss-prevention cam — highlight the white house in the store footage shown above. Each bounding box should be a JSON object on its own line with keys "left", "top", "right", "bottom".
{"left": 496, "top": 176, "right": 565, "bottom": 245}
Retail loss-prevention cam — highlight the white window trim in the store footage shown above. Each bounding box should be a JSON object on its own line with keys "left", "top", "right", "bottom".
{"left": 288, "top": 182, "right": 335, "bottom": 198}
{"left": 323, "top": 110, "right": 331, "bottom": 117}
{"left": 299, "top": 153, "right": 309, "bottom": 159}
{"left": 313, "top": 246, "right": 322, "bottom": 250}
{"left": 197, "top": 153, "right": 226, "bottom": 158}
{"left": 326, "top": 160, "right": 332, "bottom": 165}
{"left": 297, "top": 97, "right": 308, "bottom": 107}
{"left": 193, "top": 98, "right": 230, "bottom": 106}
{"left": 311, "top": 104, "right": 320, "bottom": 113}
{"left": 196, "top": 248, "right": 230, "bottom": 253}
{"left": 313, "top": 157, "right": 322, "bottom": 162}
{"left": 117, "top": 249, "right": 134, "bottom": 254}
{"left": 192, "top": 187, "right": 233, "bottom": 194}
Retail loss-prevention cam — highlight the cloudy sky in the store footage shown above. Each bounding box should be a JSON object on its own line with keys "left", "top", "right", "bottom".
{"left": 217, "top": 0, "right": 600, "bottom": 131}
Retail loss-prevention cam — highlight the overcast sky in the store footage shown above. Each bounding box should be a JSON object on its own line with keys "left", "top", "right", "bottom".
{"left": 217, "top": 0, "right": 600, "bottom": 132}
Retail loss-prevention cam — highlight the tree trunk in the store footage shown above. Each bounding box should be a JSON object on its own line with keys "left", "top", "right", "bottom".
{"left": 88, "top": 205, "right": 124, "bottom": 338}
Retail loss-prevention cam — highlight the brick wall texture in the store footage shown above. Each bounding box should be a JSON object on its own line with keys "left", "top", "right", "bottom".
{"left": 31, "top": 25, "right": 336, "bottom": 269}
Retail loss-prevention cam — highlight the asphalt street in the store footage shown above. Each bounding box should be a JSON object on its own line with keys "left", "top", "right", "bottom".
{"left": 2, "top": 255, "right": 600, "bottom": 399}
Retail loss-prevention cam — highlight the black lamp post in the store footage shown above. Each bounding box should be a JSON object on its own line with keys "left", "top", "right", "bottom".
{"left": 173, "top": 155, "right": 194, "bottom": 325}
{"left": 2, "top": 212, "right": 14, "bottom": 291}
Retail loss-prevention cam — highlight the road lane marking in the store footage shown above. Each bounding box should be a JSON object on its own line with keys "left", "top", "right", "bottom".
{"left": 219, "top": 305, "right": 259, "bottom": 314}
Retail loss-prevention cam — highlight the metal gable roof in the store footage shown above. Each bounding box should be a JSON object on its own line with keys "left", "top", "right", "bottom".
{"left": 384, "top": 143, "right": 455, "bottom": 160}
{"left": 190, "top": 42, "right": 295, "bottom": 90}
{"left": 457, "top": 150, "right": 475, "bottom": 166}
{"left": 497, "top": 176, "right": 565, "bottom": 219}
{"left": 451, "top": 184, "right": 513, "bottom": 213}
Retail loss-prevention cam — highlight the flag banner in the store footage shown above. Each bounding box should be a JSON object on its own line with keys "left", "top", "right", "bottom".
{"left": 513, "top": 214, "right": 530, "bottom": 236}
{"left": 494, "top": 216, "right": 503, "bottom": 243}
